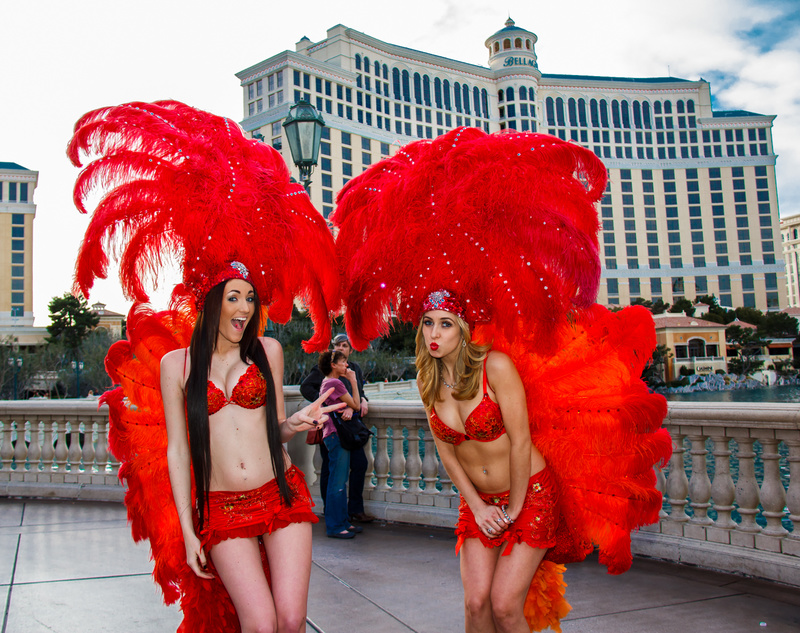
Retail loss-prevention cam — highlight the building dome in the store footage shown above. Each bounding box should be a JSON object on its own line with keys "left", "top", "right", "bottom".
{"left": 485, "top": 18, "right": 539, "bottom": 72}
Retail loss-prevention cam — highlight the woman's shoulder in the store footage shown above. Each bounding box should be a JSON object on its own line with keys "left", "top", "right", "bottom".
{"left": 257, "top": 336, "right": 283, "bottom": 358}
{"left": 161, "top": 347, "right": 188, "bottom": 372}
{"left": 484, "top": 349, "right": 517, "bottom": 377}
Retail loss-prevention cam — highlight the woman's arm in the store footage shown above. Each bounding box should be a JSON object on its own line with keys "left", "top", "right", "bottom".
{"left": 487, "top": 351, "right": 532, "bottom": 521}
{"left": 341, "top": 369, "right": 361, "bottom": 411}
{"left": 161, "top": 349, "right": 213, "bottom": 579}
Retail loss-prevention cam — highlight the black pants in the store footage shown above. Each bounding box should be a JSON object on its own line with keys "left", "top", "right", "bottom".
{"left": 320, "top": 439, "right": 367, "bottom": 516}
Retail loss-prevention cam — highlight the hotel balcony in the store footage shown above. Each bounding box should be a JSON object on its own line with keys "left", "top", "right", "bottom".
{"left": 2, "top": 392, "right": 799, "bottom": 632}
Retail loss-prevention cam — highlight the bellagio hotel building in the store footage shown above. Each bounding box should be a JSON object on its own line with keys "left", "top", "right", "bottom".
{"left": 237, "top": 19, "right": 785, "bottom": 311}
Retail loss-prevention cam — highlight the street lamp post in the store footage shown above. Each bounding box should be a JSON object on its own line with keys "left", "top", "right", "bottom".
{"left": 71, "top": 360, "right": 84, "bottom": 398}
{"left": 8, "top": 357, "right": 22, "bottom": 400}
{"left": 282, "top": 100, "right": 326, "bottom": 193}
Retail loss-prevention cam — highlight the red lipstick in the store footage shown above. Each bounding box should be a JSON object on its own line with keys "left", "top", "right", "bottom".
{"left": 430, "top": 342, "right": 439, "bottom": 350}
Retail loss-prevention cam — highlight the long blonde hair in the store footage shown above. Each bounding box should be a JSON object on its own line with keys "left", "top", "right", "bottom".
{"left": 415, "top": 315, "right": 491, "bottom": 410}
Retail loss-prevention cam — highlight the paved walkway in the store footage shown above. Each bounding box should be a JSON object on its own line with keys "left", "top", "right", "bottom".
{"left": 1, "top": 498, "right": 798, "bottom": 633}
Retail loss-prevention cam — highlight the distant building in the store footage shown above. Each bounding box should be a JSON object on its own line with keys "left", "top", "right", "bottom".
{"left": 780, "top": 213, "right": 800, "bottom": 307}
{"left": 91, "top": 302, "right": 124, "bottom": 339}
{"left": 0, "top": 162, "right": 46, "bottom": 347}
{"left": 653, "top": 313, "right": 728, "bottom": 380}
{"left": 237, "top": 19, "right": 785, "bottom": 312}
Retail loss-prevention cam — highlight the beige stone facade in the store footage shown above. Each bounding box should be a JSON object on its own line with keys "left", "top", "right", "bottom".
{"left": 653, "top": 313, "right": 728, "bottom": 381}
{"left": 237, "top": 20, "right": 784, "bottom": 312}
{"left": 780, "top": 212, "right": 800, "bottom": 307}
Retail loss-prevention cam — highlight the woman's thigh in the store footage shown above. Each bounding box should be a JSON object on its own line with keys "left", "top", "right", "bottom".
{"left": 264, "top": 521, "right": 313, "bottom": 620}
{"left": 490, "top": 541, "right": 547, "bottom": 610}
{"left": 210, "top": 536, "right": 275, "bottom": 629}
{"left": 459, "top": 538, "right": 502, "bottom": 604}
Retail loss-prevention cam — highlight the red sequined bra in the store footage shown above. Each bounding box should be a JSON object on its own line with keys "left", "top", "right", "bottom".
{"left": 207, "top": 363, "right": 267, "bottom": 415}
{"left": 429, "top": 360, "right": 506, "bottom": 445}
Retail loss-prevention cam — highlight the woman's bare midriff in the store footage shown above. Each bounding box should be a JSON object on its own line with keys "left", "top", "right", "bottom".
{"left": 207, "top": 404, "right": 288, "bottom": 491}
{"left": 455, "top": 434, "right": 546, "bottom": 494}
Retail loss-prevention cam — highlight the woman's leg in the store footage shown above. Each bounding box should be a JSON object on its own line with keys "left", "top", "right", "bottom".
{"left": 347, "top": 445, "right": 368, "bottom": 517}
{"left": 322, "top": 433, "right": 351, "bottom": 535}
{"left": 264, "top": 521, "right": 313, "bottom": 633}
{"left": 319, "top": 440, "right": 329, "bottom": 513}
{"left": 459, "top": 538, "right": 502, "bottom": 633}
{"left": 489, "top": 542, "right": 547, "bottom": 633}
{"left": 210, "top": 536, "right": 276, "bottom": 633}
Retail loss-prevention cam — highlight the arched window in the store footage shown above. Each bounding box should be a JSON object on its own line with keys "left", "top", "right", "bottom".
{"left": 434, "top": 78, "right": 443, "bottom": 108}
{"left": 443, "top": 80, "right": 452, "bottom": 110}
{"left": 686, "top": 100, "right": 695, "bottom": 114}
{"left": 392, "top": 68, "right": 401, "bottom": 100}
{"left": 374, "top": 61, "right": 380, "bottom": 76}
{"left": 643, "top": 101, "right": 652, "bottom": 128}
{"left": 654, "top": 101, "right": 662, "bottom": 115}
{"left": 519, "top": 86, "right": 527, "bottom": 101}
{"left": 546, "top": 97, "right": 556, "bottom": 126}
{"left": 494, "top": 41, "right": 499, "bottom": 53}
{"left": 568, "top": 98, "right": 577, "bottom": 127}
{"left": 556, "top": 97, "right": 565, "bottom": 126}
{"left": 355, "top": 54, "right": 361, "bottom": 70}
{"left": 363, "top": 56, "right": 370, "bottom": 73}
{"left": 515, "top": 37, "right": 522, "bottom": 48}
{"left": 498, "top": 89, "right": 504, "bottom": 103}
{"left": 413, "top": 72, "right": 422, "bottom": 104}
{"left": 664, "top": 100, "right": 672, "bottom": 114}
{"left": 506, "top": 87, "right": 515, "bottom": 102}
{"left": 503, "top": 38, "right": 511, "bottom": 50}
{"left": 526, "top": 39, "right": 531, "bottom": 50}
{"left": 590, "top": 99, "right": 599, "bottom": 127}
{"left": 528, "top": 87, "right": 535, "bottom": 101}
{"left": 578, "top": 98, "right": 587, "bottom": 126}
{"left": 481, "top": 89, "right": 489, "bottom": 119}
{"left": 423, "top": 75, "right": 432, "bottom": 106}
{"left": 474, "top": 87, "right": 481, "bottom": 118}
{"left": 462, "top": 84, "right": 470, "bottom": 115}
{"left": 677, "top": 100, "right": 685, "bottom": 114}
{"left": 454, "top": 82, "right": 462, "bottom": 112}
{"left": 688, "top": 338, "right": 706, "bottom": 358}
{"left": 612, "top": 100, "right": 621, "bottom": 128}
{"left": 383, "top": 64, "right": 388, "bottom": 80}
{"left": 599, "top": 100, "right": 609, "bottom": 127}
{"left": 402, "top": 69, "right": 411, "bottom": 102}
{"left": 621, "top": 101, "right": 631, "bottom": 128}
{"left": 633, "top": 101, "right": 642, "bottom": 128}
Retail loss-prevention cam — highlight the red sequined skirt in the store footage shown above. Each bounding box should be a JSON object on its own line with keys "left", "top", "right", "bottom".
{"left": 455, "top": 466, "right": 559, "bottom": 556}
{"left": 200, "top": 465, "right": 318, "bottom": 551}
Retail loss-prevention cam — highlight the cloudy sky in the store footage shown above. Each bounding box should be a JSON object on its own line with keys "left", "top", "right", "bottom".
{"left": 2, "top": 0, "right": 799, "bottom": 326}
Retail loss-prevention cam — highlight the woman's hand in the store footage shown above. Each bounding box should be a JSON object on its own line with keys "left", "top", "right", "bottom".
{"left": 286, "top": 388, "right": 346, "bottom": 435}
{"left": 341, "top": 407, "right": 354, "bottom": 420}
{"left": 184, "top": 531, "right": 214, "bottom": 579}
{"left": 345, "top": 368, "right": 357, "bottom": 383}
{"left": 473, "top": 501, "right": 511, "bottom": 539}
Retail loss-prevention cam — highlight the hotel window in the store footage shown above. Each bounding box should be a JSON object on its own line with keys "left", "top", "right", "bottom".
{"left": 9, "top": 182, "right": 17, "bottom": 201}
{"left": 607, "top": 279, "right": 619, "bottom": 295}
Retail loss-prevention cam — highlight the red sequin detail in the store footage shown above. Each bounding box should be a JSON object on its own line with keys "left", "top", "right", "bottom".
{"left": 207, "top": 363, "right": 267, "bottom": 415}
{"left": 429, "top": 361, "right": 505, "bottom": 444}
{"left": 455, "top": 467, "right": 559, "bottom": 556}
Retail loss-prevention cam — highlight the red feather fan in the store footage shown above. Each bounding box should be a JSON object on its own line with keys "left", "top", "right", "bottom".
{"left": 333, "top": 128, "right": 672, "bottom": 632}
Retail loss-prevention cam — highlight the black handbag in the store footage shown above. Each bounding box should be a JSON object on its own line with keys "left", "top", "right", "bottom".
{"left": 331, "top": 410, "right": 372, "bottom": 451}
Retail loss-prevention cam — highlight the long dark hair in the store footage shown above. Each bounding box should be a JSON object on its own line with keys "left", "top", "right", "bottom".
{"left": 184, "top": 279, "right": 293, "bottom": 529}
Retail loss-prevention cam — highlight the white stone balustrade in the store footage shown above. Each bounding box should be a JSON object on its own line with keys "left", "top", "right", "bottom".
{"left": 2, "top": 394, "right": 798, "bottom": 586}
{"left": 0, "top": 400, "right": 121, "bottom": 500}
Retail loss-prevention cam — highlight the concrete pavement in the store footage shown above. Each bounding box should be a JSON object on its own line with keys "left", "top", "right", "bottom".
{"left": 1, "top": 498, "right": 798, "bottom": 633}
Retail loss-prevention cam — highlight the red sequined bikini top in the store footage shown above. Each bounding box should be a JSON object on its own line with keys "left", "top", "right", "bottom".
{"left": 207, "top": 363, "right": 267, "bottom": 415}
{"left": 429, "top": 360, "right": 505, "bottom": 445}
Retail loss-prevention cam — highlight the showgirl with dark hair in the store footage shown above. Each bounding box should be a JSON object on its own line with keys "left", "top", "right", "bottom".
{"left": 68, "top": 100, "right": 342, "bottom": 633}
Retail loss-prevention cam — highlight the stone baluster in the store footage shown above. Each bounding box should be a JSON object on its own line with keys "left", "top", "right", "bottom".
{"left": 758, "top": 437, "right": 788, "bottom": 537}
{"left": 709, "top": 434, "right": 737, "bottom": 529}
{"left": 54, "top": 418, "right": 69, "bottom": 473}
{"left": 27, "top": 420, "right": 42, "bottom": 472}
{"left": 688, "top": 433, "right": 713, "bottom": 525}
{"left": 13, "top": 420, "right": 28, "bottom": 473}
{"left": 364, "top": 434, "right": 375, "bottom": 491}
{"left": 389, "top": 423, "right": 406, "bottom": 493}
{"left": 94, "top": 419, "right": 109, "bottom": 474}
{"left": 373, "top": 422, "right": 390, "bottom": 491}
{"left": 82, "top": 421, "right": 96, "bottom": 472}
{"left": 784, "top": 439, "right": 800, "bottom": 540}
{"left": 666, "top": 431, "right": 690, "bottom": 522}
{"left": 654, "top": 465, "right": 668, "bottom": 519}
{"left": 421, "top": 428, "right": 439, "bottom": 495}
{"left": 733, "top": 438, "right": 761, "bottom": 533}
{"left": 405, "top": 427, "right": 422, "bottom": 495}
{"left": 438, "top": 448, "right": 456, "bottom": 497}
{"left": 0, "top": 421, "right": 13, "bottom": 472}
{"left": 41, "top": 419, "right": 55, "bottom": 471}
{"left": 311, "top": 445, "right": 322, "bottom": 491}
{"left": 68, "top": 421, "right": 83, "bottom": 472}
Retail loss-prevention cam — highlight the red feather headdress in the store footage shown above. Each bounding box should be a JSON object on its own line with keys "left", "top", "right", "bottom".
{"left": 332, "top": 127, "right": 606, "bottom": 349}
{"left": 68, "top": 100, "right": 340, "bottom": 351}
